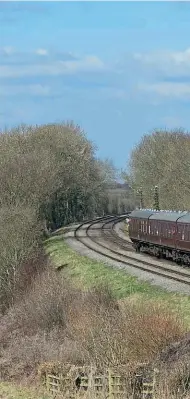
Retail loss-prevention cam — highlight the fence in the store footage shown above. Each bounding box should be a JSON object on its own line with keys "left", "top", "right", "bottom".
{"left": 39, "top": 363, "right": 158, "bottom": 398}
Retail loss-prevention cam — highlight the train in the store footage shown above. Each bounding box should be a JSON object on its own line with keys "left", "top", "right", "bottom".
{"left": 128, "top": 209, "right": 190, "bottom": 266}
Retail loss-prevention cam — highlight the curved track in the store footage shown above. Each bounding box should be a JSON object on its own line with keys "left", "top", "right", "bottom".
{"left": 74, "top": 215, "right": 190, "bottom": 288}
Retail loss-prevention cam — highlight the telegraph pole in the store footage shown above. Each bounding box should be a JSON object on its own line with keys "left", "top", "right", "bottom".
{"left": 137, "top": 187, "right": 144, "bottom": 209}
{"left": 153, "top": 185, "right": 160, "bottom": 210}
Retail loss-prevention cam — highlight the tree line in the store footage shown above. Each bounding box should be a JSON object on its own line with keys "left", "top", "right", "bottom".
{"left": 0, "top": 122, "right": 130, "bottom": 312}
{"left": 124, "top": 128, "right": 190, "bottom": 211}
{"left": 5, "top": 121, "right": 187, "bottom": 311}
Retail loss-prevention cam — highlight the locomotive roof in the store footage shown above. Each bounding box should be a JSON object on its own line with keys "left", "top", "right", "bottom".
{"left": 129, "top": 209, "right": 156, "bottom": 219}
{"left": 149, "top": 211, "right": 188, "bottom": 222}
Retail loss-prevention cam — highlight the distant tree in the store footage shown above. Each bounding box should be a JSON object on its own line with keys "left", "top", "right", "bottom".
{"left": 124, "top": 129, "right": 190, "bottom": 211}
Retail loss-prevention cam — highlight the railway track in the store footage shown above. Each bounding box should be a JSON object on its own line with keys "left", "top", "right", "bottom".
{"left": 74, "top": 215, "right": 190, "bottom": 289}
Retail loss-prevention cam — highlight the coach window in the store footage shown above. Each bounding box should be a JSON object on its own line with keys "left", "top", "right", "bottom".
{"left": 148, "top": 223, "right": 151, "bottom": 235}
{"left": 138, "top": 220, "right": 141, "bottom": 232}
{"left": 161, "top": 223, "right": 164, "bottom": 237}
{"left": 168, "top": 224, "right": 171, "bottom": 238}
{"left": 166, "top": 223, "right": 169, "bottom": 238}
{"left": 177, "top": 225, "right": 182, "bottom": 240}
{"left": 167, "top": 223, "right": 169, "bottom": 238}
{"left": 184, "top": 225, "right": 187, "bottom": 241}
{"left": 156, "top": 222, "right": 159, "bottom": 235}
{"left": 186, "top": 225, "right": 189, "bottom": 240}
{"left": 154, "top": 222, "right": 158, "bottom": 235}
{"left": 152, "top": 221, "right": 154, "bottom": 235}
{"left": 152, "top": 222, "right": 155, "bottom": 235}
{"left": 163, "top": 222, "right": 167, "bottom": 238}
{"left": 185, "top": 224, "right": 189, "bottom": 241}
{"left": 186, "top": 225, "right": 190, "bottom": 241}
{"left": 153, "top": 222, "right": 156, "bottom": 235}
{"left": 182, "top": 226, "right": 185, "bottom": 240}
{"left": 140, "top": 221, "right": 142, "bottom": 232}
{"left": 160, "top": 222, "right": 163, "bottom": 237}
{"left": 158, "top": 222, "right": 162, "bottom": 236}
{"left": 136, "top": 220, "right": 138, "bottom": 232}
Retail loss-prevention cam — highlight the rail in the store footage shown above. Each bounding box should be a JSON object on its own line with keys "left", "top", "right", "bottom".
{"left": 74, "top": 215, "right": 190, "bottom": 289}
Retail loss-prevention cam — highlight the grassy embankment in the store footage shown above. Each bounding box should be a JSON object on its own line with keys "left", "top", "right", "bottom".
{"left": 1, "top": 231, "right": 189, "bottom": 399}
{"left": 0, "top": 382, "right": 51, "bottom": 399}
{"left": 45, "top": 232, "right": 190, "bottom": 327}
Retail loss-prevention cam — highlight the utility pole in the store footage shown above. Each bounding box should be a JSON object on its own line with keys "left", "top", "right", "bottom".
{"left": 153, "top": 185, "right": 160, "bottom": 210}
{"left": 137, "top": 187, "right": 144, "bottom": 209}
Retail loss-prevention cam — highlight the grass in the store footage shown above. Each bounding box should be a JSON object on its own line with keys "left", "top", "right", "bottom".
{"left": 1, "top": 233, "right": 189, "bottom": 397}
{"left": 0, "top": 382, "right": 51, "bottom": 399}
{"left": 45, "top": 234, "right": 190, "bottom": 327}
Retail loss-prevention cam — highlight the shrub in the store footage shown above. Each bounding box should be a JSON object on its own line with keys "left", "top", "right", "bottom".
{"left": 0, "top": 275, "right": 186, "bottom": 382}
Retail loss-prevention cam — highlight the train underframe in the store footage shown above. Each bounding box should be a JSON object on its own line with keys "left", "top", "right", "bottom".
{"left": 131, "top": 239, "right": 190, "bottom": 266}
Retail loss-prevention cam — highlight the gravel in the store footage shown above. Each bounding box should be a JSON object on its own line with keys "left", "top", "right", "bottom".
{"left": 65, "top": 226, "right": 190, "bottom": 295}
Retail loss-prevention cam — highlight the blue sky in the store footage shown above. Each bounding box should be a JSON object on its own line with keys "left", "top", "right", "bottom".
{"left": 1, "top": 2, "right": 190, "bottom": 169}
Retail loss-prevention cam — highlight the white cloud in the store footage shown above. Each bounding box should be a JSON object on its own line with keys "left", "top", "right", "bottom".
{"left": 0, "top": 54, "right": 105, "bottom": 78}
{"left": 36, "top": 48, "right": 49, "bottom": 56}
{"left": 0, "top": 84, "right": 50, "bottom": 97}
{"left": 134, "top": 48, "right": 190, "bottom": 77}
{"left": 134, "top": 48, "right": 190, "bottom": 65}
{"left": 0, "top": 53, "right": 105, "bottom": 78}
{"left": 138, "top": 82, "right": 190, "bottom": 98}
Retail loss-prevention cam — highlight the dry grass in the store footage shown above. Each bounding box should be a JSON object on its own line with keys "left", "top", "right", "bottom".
{"left": 155, "top": 361, "right": 190, "bottom": 399}
{"left": 0, "top": 267, "right": 186, "bottom": 383}
{"left": 0, "top": 381, "right": 51, "bottom": 399}
{"left": 0, "top": 238, "right": 189, "bottom": 397}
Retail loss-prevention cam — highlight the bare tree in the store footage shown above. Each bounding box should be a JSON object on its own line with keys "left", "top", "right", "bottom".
{"left": 124, "top": 129, "right": 190, "bottom": 210}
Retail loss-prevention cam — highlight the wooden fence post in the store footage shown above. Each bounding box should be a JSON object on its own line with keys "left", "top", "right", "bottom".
{"left": 142, "top": 368, "right": 158, "bottom": 399}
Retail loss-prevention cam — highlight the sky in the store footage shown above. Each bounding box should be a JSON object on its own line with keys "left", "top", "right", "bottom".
{"left": 1, "top": 2, "right": 190, "bottom": 170}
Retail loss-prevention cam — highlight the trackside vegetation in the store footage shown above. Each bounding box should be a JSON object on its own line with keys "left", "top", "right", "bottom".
{"left": 0, "top": 122, "right": 118, "bottom": 313}
{"left": 45, "top": 234, "right": 190, "bottom": 326}
{"left": 0, "top": 382, "right": 51, "bottom": 399}
{"left": 0, "top": 124, "right": 190, "bottom": 398}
